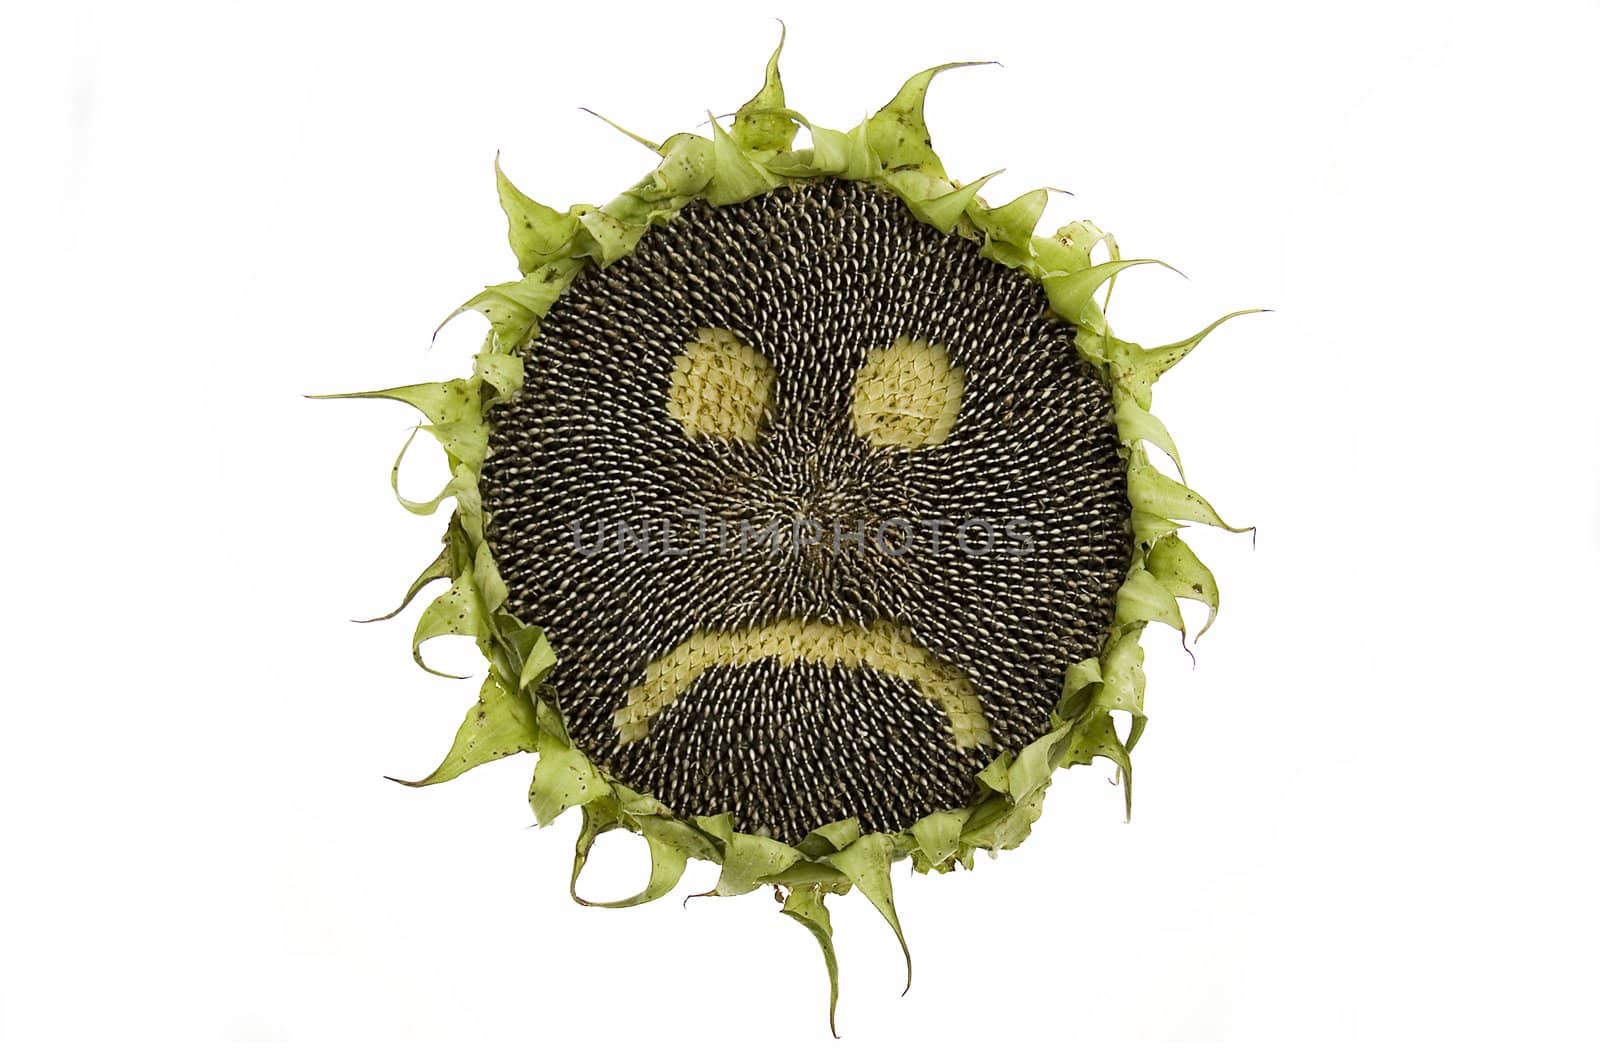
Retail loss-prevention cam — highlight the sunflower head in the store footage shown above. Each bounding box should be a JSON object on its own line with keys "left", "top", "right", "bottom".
{"left": 331, "top": 32, "right": 1253, "bottom": 1033}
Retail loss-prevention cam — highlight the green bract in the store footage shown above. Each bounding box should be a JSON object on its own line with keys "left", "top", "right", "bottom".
{"left": 332, "top": 34, "right": 1254, "bottom": 1033}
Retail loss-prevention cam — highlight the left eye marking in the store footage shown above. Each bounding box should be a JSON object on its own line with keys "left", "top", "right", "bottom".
{"left": 666, "top": 327, "right": 775, "bottom": 443}
{"left": 851, "top": 335, "right": 964, "bottom": 449}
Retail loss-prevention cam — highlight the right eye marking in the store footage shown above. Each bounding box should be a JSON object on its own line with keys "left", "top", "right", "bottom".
{"left": 666, "top": 327, "right": 775, "bottom": 444}
{"left": 851, "top": 336, "right": 964, "bottom": 449}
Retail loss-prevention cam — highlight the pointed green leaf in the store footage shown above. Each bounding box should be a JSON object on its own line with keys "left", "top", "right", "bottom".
{"left": 1034, "top": 220, "right": 1121, "bottom": 276}
{"left": 830, "top": 834, "right": 911, "bottom": 993}
{"left": 515, "top": 628, "right": 557, "bottom": 690}
{"left": 411, "top": 571, "right": 483, "bottom": 678}
{"left": 385, "top": 427, "right": 453, "bottom": 516}
{"left": 1132, "top": 510, "right": 1182, "bottom": 546}
{"left": 977, "top": 749, "right": 1012, "bottom": 794}
{"left": 529, "top": 731, "right": 606, "bottom": 825}
{"left": 649, "top": 133, "right": 716, "bottom": 197}
{"left": 799, "top": 817, "right": 861, "bottom": 858}
{"left": 1091, "top": 633, "right": 1146, "bottom": 718}
{"left": 714, "top": 833, "right": 804, "bottom": 897}
{"left": 357, "top": 540, "right": 454, "bottom": 623}
{"left": 1128, "top": 464, "right": 1250, "bottom": 532}
{"left": 1041, "top": 259, "right": 1176, "bottom": 330}
{"left": 781, "top": 885, "right": 841, "bottom": 1038}
{"left": 1114, "top": 399, "right": 1185, "bottom": 480}
{"left": 908, "top": 810, "right": 969, "bottom": 869}
{"left": 1115, "top": 566, "right": 1185, "bottom": 633}
{"left": 473, "top": 335, "right": 523, "bottom": 398}
{"left": 1117, "top": 309, "right": 1267, "bottom": 399}
{"left": 579, "top": 107, "right": 661, "bottom": 153}
{"left": 422, "top": 417, "right": 488, "bottom": 471}
{"left": 1008, "top": 724, "right": 1072, "bottom": 799}
{"left": 495, "top": 157, "right": 578, "bottom": 274}
{"left": 389, "top": 673, "right": 536, "bottom": 787}
{"left": 732, "top": 26, "right": 796, "bottom": 152}
{"left": 470, "top": 541, "right": 506, "bottom": 614}
{"left": 981, "top": 188, "right": 1049, "bottom": 250}
{"left": 810, "top": 117, "right": 877, "bottom": 179}
{"left": 960, "top": 788, "right": 1046, "bottom": 852}
{"left": 571, "top": 815, "right": 690, "bottom": 908}
{"left": 314, "top": 379, "right": 477, "bottom": 426}
{"left": 1146, "top": 534, "right": 1220, "bottom": 638}
{"left": 705, "top": 114, "right": 779, "bottom": 206}
{"left": 637, "top": 812, "right": 723, "bottom": 863}
{"left": 978, "top": 187, "right": 1050, "bottom": 266}
{"left": 693, "top": 811, "right": 735, "bottom": 848}
{"left": 571, "top": 206, "right": 644, "bottom": 266}
{"left": 865, "top": 63, "right": 989, "bottom": 176}
{"left": 1058, "top": 709, "right": 1134, "bottom": 817}
{"left": 899, "top": 170, "right": 999, "bottom": 232}
{"left": 1062, "top": 657, "right": 1103, "bottom": 701}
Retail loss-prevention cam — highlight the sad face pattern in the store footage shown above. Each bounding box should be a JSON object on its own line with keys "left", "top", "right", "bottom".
{"left": 481, "top": 179, "right": 1131, "bottom": 843}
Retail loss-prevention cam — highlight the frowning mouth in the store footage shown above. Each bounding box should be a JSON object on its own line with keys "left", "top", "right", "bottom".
{"left": 613, "top": 620, "right": 995, "bottom": 750}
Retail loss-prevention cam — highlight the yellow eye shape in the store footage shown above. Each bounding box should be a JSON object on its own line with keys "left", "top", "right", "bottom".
{"left": 850, "top": 336, "right": 964, "bottom": 449}
{"left": 665, "top": 327, "right": 775, "bottom": 443}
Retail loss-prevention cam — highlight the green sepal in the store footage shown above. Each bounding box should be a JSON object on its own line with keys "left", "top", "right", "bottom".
{"left": 495, "top": 157, "right": 578, "bottom": 274}
{"left": 1057, "top": 709, "right": 1134, "bottom": 817}
{"left": 830, "top": 834, "right": 911, "bottom": 993}
{"left": 1041, "top": 258, "right": 1175, "bottom": 332}
{"left": 572, "top": 206, "right": 644, "bottom": 267}
{"left": 712, "top": 833, "right": 805, "bottom": 897}
{"left": 579, "top": 107, "right": 661, "bottom": 153}
{"left": 1034, "top": 220, "right": 1121, "bottom": 277}
{"left": 1114, "top": 399, "right": 1185, "bottom": 480}
{"left": 1089, "top": 633, "right": 1146, "bottom": 719}
{"left": 528, "top": 730, "right": 606, "bottom": 826}
{"left": 1115, "top": 566, "right": 1186, "bottom": 634}
{"left": 315, "top": 379, "right": 478, "bottom": 425}
{"left": 389, "top": 673, "right": 537, "bottom": 787}
{"left": 1132, "top": 510, "right": 1182, "bottom": 547}
{"left": 807, "top": 116, "right": 877, "bottom": 180}
{"left": 1007, "top": 724, "right": 1074, "bottom": 800}
{"left": 897, "top": 170, "right": 999, "bottom": 233}
{"left": 513, "top": 627, "right": 557, "bottom": 690}
{"left": 977, "top": 188, "right": 1050, "bottom": 267}
{"left": 1110, "top": 309, "right": 1267, "bottom": 407}
{"left": 798, "top": 817, "right": 862, "bottom": 859}
{"left": 705, "top": 114, "right": 779, "bottom": 206}
{"left": 356, "top": 538, "right": 454, "bottom": 623}
{"left": 410, "top": 570, "right": 483, "bottom": 678}
{"left": 1128, "top": 464, "right": 1249, "bottom": 533}
{"left": 731, "top": 27, "right": 797, "bottom": 153}
{"left": 422, "top": 415, "right": 487, "bottom": 472}
{"left": 1146, "top": 534, "right": 1220, "bottom": 638}
{"left": 569, "top": 806, "right": 691, "bottom": 908}
{"left": 908, "top": 810, "right": 968, "bottom": 871}
{"left": 781, "top": 885, "right": 841, "bottom": 1038}
{"left": 473, "top": 335, "right": 523, "bottom": 398}
{"left": 960, "top": 788, "right": 1046, "bottom": 852}
{"left": 976, "top": 750, "right": 1013, "bottom": 794}
{"left": 649, "top": 133, "right": 716, "bottom": 198}
{"left": 446, "top": 263, "right": 580, "bottom": 358}
{"left": 865, "top": 63, "right": 988, "bottom": 177}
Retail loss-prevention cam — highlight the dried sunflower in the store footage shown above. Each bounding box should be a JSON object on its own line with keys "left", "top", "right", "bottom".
{"left": 332, "top": 34, "right": 1253, "bottom": 1032}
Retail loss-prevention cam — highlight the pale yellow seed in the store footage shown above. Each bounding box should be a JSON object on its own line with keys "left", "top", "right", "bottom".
{"left": 666, "top": 327, "right": 775, "bottom": 442}
{"left": 613, "top": 621, "right": 993, "bottom": 750}
{"left": 850, "top": 336, "right": 964, "bottom": 449}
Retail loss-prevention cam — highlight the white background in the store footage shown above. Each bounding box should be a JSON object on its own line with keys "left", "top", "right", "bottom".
{"left": 3, "top": 0, "right": 1597, "bottom": 1058}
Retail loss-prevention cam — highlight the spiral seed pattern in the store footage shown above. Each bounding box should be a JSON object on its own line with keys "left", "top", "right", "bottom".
{"left": 481, "top": 179, "right": 1131, "bottom": 843}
